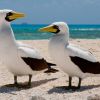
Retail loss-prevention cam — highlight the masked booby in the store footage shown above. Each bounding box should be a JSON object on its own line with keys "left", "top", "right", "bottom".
{"left": 0, "top": 9, "right": 58, "bottom": 87}
{"left": 39, "top": 22, "right": 100, "bottom": 89}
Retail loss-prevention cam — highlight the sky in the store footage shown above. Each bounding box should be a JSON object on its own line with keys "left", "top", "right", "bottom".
{"left": 0, "top": 0, "right": 100, "bottom": 24}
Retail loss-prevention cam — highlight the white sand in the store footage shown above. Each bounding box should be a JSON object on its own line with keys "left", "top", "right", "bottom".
{"left": 0, "top": 39, "right": 100, "bottom": 100}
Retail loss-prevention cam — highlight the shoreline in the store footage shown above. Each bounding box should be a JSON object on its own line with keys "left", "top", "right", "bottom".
{"left": 17, "top": 38, "right": 100, "bottom": 40}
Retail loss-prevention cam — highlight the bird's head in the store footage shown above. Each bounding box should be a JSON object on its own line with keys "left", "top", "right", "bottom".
{"left": 0, "top": 9, "right": 25, "bottom": 23}
{"left": 39, "top": 22, "right": 69, "bottom": 35}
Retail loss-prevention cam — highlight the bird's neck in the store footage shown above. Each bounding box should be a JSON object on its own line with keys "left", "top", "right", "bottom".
{"left": 0, "top": 21, "right": 16, "bottom": 46}
{"left": 54, "top": 33, "right": 69, "bottom": 44}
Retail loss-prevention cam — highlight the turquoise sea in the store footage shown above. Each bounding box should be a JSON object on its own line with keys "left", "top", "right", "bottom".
{"left": 11, "top": 24, "right": 100, "bottom": 40}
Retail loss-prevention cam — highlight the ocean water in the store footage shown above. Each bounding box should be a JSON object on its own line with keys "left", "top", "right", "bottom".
{"left": 11, "top": 24, "right": 100, "bottom": 40}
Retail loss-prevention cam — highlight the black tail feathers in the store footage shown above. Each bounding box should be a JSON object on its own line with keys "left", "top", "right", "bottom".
{"left": 47, "top": 62, "right": 56, "bottom": 67}
{"left": 44, "top": 68, "right": 59, "bottom": 73}
{"left": 44, "top": 62, "right": 58, "bottom": 73}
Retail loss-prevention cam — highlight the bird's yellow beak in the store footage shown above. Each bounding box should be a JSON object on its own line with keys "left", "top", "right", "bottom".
{"left": 39, "top": 25, "right": 57, "bottom": 33}
{"left": 9, "top": 12, "right": 25, "bottom": 20}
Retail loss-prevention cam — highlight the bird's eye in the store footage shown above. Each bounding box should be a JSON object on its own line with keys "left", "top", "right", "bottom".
{"left": 7, "top": 12, "right": 13, "bottom": 16}
{"left": 53, "top": 25, "right": 59, "bottom": 29}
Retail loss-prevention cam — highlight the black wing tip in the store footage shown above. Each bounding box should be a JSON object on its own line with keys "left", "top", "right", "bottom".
{"left": 44, "top": 68, "right": 59, "bottom": 73}
{"left": 47, "top": 62, "right": 56, "bottom": 66}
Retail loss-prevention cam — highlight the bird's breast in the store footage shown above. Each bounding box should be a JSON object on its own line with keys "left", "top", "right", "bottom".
{"left": 48, "top": 37, "right": 83, "bottom": 77}
{"left": 49, "top": 37, "right": 67, "bottom": 65}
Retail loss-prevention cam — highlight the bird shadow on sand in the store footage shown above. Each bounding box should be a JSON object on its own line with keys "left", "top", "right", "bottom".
{"left": 48, "top": 84, "right": 100, "bottom": 94}
{"left": 0, "top": 78, "right": 57, "bottom": 94}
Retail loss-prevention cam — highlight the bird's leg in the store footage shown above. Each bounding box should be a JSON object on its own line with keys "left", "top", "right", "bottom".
{"left": 14, "top": 76, "right": 18, "bottom": 86}
{"left": 68, "top": 76, "right": 72, "bottom": 89}
{"left": 77, "top": 77, "right": 81, "bottom": 89}
{"left": 28, "top": 74, "right": 32, "bottom": 86}
{"left": 57, "top": 76, "right": 72, "bottom": 90}
{"left": 72, "top": 77, "right": 82, "bottom": 90}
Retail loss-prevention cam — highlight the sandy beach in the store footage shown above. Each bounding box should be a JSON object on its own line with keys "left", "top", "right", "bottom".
{"left": 0, "top": 39, "right": 100, "bottom": 100}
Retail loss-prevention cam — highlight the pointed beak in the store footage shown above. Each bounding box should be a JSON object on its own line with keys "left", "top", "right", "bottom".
{"left": 39, "top": 25, "right": 58, "bottom": 33}
{"left": 9, "top": 12, "right": 25, "bottom": 20}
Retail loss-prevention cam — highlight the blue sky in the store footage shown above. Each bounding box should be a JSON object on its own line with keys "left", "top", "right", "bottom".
{"left": 0, "top": 0, "right": 100, "bottom": 24}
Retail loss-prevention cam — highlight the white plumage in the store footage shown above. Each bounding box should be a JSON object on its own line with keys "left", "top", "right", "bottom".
{"left": 0, "top": 9, "right": 57, "bottom": 87}
{"left": 39, "top": 22, "right": 100, "bottom": 89}
{"left": 18, "top": 45, "right": 42, "bottom": 59}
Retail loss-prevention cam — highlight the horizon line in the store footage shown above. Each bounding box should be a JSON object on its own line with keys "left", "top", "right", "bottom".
{"left": 12, "top": 23, "right": 100, "bottom": 25}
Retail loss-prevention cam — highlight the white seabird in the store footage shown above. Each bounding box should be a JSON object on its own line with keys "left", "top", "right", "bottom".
{"left": 39, "top": 22, "right": 100, "bottom": 89}
{"left": 0, "top": 9, "right": 58, "bottom": 87}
